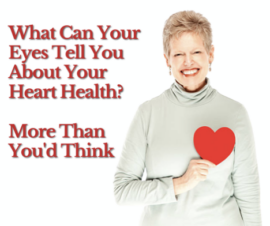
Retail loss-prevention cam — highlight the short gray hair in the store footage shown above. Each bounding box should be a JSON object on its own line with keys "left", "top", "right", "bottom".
{"left": 163, "top": 10, "right": 213, "bottom": 57}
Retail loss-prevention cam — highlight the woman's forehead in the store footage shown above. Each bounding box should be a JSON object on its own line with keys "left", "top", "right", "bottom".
{"left": 170, "top": 33, "right": 205, "bottom": 50}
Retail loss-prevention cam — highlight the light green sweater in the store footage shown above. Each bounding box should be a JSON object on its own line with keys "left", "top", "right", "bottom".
{"left": 113, "top": 77, "right": 262, "bottom": 226}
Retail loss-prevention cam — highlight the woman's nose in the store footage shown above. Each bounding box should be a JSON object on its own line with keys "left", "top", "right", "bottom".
{"left": 184, "top": 55, "right": 194, "bottom": 66}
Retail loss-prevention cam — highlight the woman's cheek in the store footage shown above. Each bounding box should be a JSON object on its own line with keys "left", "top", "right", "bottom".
{"left": 172, "top": 57, "right": 182, "bottom": 66}
{"left": 200, "top": 54, "right": 208, "bottom": 62}
{"left": 194, "top": 55, "right": 203, "bottom": 62}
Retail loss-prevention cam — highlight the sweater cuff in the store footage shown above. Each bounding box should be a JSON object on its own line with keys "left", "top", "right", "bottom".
{"left": 164, "top": 176, "right": 178, "bottom": 202}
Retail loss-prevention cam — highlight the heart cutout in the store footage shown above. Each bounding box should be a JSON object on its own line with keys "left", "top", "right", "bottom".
{"left": 193, "top": 126, "right": 235, "bottom": 165}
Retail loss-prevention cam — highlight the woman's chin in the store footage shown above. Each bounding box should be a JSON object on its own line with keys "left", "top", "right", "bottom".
{"left": 180, "top": 74, "right": 199, "bottom": 82}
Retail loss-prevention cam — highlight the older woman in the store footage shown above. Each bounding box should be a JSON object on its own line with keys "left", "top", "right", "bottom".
{"left": 113, "top": 10, "right": 262, "bottom": 226}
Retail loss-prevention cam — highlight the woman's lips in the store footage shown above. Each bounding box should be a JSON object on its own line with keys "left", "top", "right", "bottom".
{"left": 181, "top": 68, "right": 200, "bottom": 77}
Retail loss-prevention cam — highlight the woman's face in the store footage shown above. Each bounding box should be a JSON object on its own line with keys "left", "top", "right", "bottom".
{"left": 164, "top": 32, "right": 214, "bottom": 92}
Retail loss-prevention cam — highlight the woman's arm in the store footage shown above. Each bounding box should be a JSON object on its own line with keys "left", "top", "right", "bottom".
{"left": 113, "top": 105, "right": 179, "bottom": 206}
{"left": 232, "top": 104, "right": 262, "bottom": 226}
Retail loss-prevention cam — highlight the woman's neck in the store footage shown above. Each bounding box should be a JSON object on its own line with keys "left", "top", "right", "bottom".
{"left": 176, "top": 79, "right": 207, "bottom": 93}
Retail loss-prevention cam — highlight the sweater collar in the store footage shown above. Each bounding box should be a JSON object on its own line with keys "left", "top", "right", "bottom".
{"left": 165, "top": 77, "right": 217, "bottom": 107}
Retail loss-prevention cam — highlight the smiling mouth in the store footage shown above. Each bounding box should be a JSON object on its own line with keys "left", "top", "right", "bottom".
{"left": 181, "top": 68, "right": 200, "bottom": 77}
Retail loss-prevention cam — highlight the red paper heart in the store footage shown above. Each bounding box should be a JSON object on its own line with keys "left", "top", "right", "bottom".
{"left": 193, "top": 126, "right": 236, "bottom": 165}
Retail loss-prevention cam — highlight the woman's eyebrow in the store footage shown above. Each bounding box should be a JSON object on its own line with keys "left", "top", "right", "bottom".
{"left": 172, "top": 48, "right": 202, "bottom": 53}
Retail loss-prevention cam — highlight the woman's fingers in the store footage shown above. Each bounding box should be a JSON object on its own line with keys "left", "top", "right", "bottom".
{"left": 196, "top": 159, "right": 216, "bottom": 168}
{"left": 199, "top": 168, "right": 209, "bottom": 176}
{"left": 197, "top": 163, "right": 211, "bottom": 169}
{"left": 199, "top": 175, "right": 207, "bottom": 181}
{"left": 182, "top": 158, "right": 216, "bottom": 191}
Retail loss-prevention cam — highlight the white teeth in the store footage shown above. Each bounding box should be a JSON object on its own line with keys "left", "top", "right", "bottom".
{"left": 182, "top": 69, "right": 198, "bottom": 75}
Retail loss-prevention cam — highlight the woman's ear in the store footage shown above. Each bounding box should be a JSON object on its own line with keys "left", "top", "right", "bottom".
{"left": 209, "top": 45, "right": 215, "bottom": 63}
{"left": 164, "top": 54, "right": 170, "bottom": 67}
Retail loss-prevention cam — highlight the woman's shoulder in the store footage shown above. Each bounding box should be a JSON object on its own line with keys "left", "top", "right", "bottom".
{"left": 137, "top": 90, "right": 167, "bottom": 114}
{"left": 215, "top": 90, "right": 247, "bottom": 113}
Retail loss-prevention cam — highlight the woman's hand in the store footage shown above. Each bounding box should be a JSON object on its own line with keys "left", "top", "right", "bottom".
{"left": 173, "top": 159, "right": 216, "bottom": 195}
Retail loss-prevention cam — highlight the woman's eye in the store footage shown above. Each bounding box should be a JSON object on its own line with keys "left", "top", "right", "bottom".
{"left": 195, "top": 51, "right": 201, "bottom": 54}
{"left": 175, "top": 54, "right": 182, "bottom": 56}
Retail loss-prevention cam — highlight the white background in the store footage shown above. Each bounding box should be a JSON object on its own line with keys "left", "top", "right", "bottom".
{"left": 0, "top": 0, "right": 269, "bottom": 225}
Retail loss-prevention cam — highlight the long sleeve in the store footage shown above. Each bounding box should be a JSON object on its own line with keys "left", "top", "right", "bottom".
{"left": 232, "top": 104, "right": 262, "bottom": 226}
{"left": 113, "top": 105, "right": 178, "bottom": 206}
